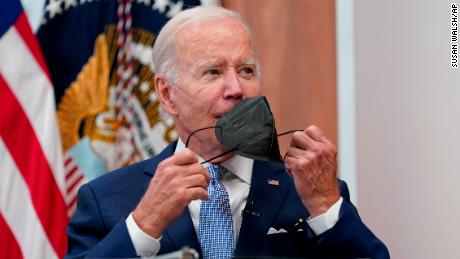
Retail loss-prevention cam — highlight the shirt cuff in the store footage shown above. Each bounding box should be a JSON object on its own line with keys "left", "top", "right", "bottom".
{"left": 126, "top": 213, "right": 161, "bottom": 257}
{"left": 306, "top": 197, "right": 343, "bottom": 236}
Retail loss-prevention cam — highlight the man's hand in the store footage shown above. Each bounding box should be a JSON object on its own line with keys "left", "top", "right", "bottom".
{"left": 132, "top": 149, "right": 211, "bottom": 238}
{"left": 284, "top": 125, "right": 340, "bottom": 218}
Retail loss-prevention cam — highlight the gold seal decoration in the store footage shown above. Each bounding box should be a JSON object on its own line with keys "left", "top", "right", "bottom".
{"left": 57, "top": 35, "right": 110, "bottom": 152}
{"left": 57, "top": 25, "right": 177, "bottom": 165}
{"left": 105, "top": 25, "right": 177, "bottom": 145}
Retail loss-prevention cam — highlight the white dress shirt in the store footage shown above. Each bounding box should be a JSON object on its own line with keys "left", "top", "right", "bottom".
{"left": 126, "top": 139, "right": 343, "bottom": 257}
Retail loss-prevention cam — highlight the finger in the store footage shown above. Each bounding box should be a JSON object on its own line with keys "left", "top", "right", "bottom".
{"left": 184, "top": 163, "right": 211, "bottom": 182}
{"left": 174, "top": 163, "right": 210, "bottom": 180}
{"left": 168, "top": 148, "right": 199, "bottom": 165}
{"left": 186, "top": 187, "right": 209, "bottom": 201}
{"left": 284, "top": 156, "right": 300, "bottom": 178}
{"left": 202, "top": 168, "right": 212, "bottom": 182}
{"left": 285, "top": 151, "right": 321, "bottom": 174}
{"left": 285, "top": 156, "right": 314, "bottom": 179}
{"left": 183, "top": 174, "right": 209, "bottom": 189}
{"left": 290, "top": 131, "right": 316, "bottom": 150}
{"left": 284, "top": 147, "right": 307, "bottom": 160}
{"left": 305, "top": 125, "right": 331, "bottom": 144}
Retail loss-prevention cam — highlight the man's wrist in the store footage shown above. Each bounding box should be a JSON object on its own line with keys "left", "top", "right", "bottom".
{"left": 307, "top": 197, "right": 343, "bottom": 235}
{"left": 132, "top": 207, "right": 164, "bottom": 239}
{"left": 126, "top": 213, "right": 162, "bottom": 257}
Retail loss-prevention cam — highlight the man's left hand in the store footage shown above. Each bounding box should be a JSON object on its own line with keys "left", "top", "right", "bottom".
{"left": 284, "top": 125, "right": 340, "bottom": 218}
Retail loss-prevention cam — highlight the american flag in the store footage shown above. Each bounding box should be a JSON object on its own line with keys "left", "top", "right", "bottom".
{"left": 0, "top": 0, "right": 68, "bottom": 258}
{"left": 1, "top": 0, "right": 204, "bottom": 258}
{"left": 36, "top": 0, "right": 199, "bottom": 216}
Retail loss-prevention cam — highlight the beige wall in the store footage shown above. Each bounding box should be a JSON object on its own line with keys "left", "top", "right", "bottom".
{"left": 354, "top": 0, "right": 460, "bottom": 258}
{"left": 226, "top": 0, "right": 460, "bottom": 258}
{"left": 224, "top": 0, "right": 337, "bottom": 153}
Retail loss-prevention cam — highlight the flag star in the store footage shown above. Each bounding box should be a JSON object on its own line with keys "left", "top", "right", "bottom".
{"left": 166, "top": 0, "right": 183, "bottom": 18}
{"left": 46, "top": 0, "right": 63, "bottom": 19}
{"left": 152, "top": 0, "right": 170, "bottom": 13}
{"left": 64, "top": 0, "right": 78, "bottom": 10}
{"left": 137, "top": 0, "right": 151, "bottom": 6}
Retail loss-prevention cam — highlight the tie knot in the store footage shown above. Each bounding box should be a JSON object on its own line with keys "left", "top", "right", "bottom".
{"left": 207, "top": 165, "right": 228, "bottom": 180}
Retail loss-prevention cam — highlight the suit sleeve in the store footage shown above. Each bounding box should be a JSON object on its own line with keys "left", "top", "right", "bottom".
{"left": 309, "top": 180, "right": 390, "bottom": 259}
{"left": 65, "top": 184, "right": 138, "bottom": 258}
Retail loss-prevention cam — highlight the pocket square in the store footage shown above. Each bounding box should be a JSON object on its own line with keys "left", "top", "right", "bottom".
{"left": 266, "top": 227, "right": 288, "bottom": 235}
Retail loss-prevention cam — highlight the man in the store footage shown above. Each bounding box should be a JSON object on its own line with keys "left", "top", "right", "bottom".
{"left": 66, "top": 6, "right": 389, "bottom": 259}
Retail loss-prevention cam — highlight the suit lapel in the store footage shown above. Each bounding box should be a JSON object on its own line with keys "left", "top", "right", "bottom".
{"left": 142, "top": 141, "right": 177, "bottom": 176}
{"left": 234, "top": 160, "right": 290, "bottom": 256}
{"left": 141, "top": 141, "right": 177, "bottom": 196}
{"left": 162, "top": 210, "right": 202, "bottom": 254}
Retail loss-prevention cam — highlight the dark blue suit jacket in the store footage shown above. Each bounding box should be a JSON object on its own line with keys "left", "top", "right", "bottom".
{"left": 66, "top": 142, "right": 389, "bottom": 258}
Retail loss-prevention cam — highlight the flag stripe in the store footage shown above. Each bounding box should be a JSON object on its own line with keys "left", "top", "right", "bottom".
{"left": 64, "top": 156, "right": 72, "bottom": 167}
{"left": 67, "top": 174, "right": 84, "bottom": 195}
{"left": 65, "top": 167, "right": 85, "bottom": 205}
{"left": 63, "top": 154, "right": 85, "bottom": 216}
{"left": 0, "top": 213, "right": 24, "bottom": 259}
{"left": 67, "top": 202, "right": 77, "bottom": 218}
{"left": 0, "top": 74, "right": 67, "bottom": 258}
{"left": 0, "top": 25, "right": 66, "bottom": 196}
{"left": 65, "top": 165, "right": 79, "bottom": 181}
{"left": 14, "top": 12, "right": 51, "bottom": 81}
{"left": 0, "top": 139, "right": 58, "bottom": 259}
{"left": 66, "top": 195, "right": 78, "bottom": 211}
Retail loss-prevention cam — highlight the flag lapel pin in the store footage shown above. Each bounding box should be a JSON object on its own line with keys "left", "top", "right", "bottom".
{"left": 267, "top": 179, "right": 280, "bottom": 186}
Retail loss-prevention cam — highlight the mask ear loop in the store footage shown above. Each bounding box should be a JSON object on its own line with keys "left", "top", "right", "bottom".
{"left": 200, "top": 147, "right": 238, "bottom": 164}
{"left": 277, "top": 129, "right": 303, "bottom": 161}
{"left": 277, "top": 129, "right": 303, "bottom": 137}
{"left": 185, "top": 126, "right": 220, "bottom": 148}
{"left": 185, "top": 126, "right": 236, "bottom": 164}
{"left": 186, "top": 128, "right": 303, "bottom": 164}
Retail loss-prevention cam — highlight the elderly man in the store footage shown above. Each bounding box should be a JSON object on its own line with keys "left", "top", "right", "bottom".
{"left": 66, "top": 6, "right": 389, "bottom": 259}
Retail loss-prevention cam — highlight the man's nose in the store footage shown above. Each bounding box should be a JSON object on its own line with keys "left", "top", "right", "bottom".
{"left": 223, "top": 70, "right": 244, "bottom": 100}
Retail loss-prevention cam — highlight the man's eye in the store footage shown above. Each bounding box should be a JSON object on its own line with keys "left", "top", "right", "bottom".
{"left": 239, "top": 67, "right": 255, "bottom": 77}
{"left": 206, "top": 69, "right": 221, "bottom": 76}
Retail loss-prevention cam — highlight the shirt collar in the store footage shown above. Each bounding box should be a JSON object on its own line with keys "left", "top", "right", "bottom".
{"left": 175, "top": 138, "right": 253, "bottom": 185}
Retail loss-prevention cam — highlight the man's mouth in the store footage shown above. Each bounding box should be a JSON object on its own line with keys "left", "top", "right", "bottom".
{"left": 215, "top": 105, "right": 238, "bottom": 119}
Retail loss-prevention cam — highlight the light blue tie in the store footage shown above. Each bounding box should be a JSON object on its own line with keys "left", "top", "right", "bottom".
{"left": 199, "top": 165, "right": 234, "bottom": 259}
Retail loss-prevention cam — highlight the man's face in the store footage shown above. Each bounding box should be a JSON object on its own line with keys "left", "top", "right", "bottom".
{"left": 167, "top": 18, "right": 261, "bottom": 159}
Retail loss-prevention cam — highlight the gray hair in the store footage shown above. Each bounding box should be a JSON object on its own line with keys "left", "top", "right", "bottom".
{"left": 152, "top": 5, "right": 259, "bottom": 85}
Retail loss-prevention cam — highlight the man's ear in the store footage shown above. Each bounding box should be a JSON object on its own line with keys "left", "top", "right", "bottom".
{"left": 155, "top": 75, "right": 178, "bottom": 116}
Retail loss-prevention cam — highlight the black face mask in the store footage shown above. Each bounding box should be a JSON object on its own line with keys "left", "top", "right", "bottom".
{"left": 185, "top": 96, "right": 299, "bottom": 164}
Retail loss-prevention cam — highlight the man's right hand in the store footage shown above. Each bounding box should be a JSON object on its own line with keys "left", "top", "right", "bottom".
{"left": 132, "top": 149, "right": 211, "bottom": 238}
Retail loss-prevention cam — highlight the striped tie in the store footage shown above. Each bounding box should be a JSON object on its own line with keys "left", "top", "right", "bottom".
{"left": 199, "top": 165, "right": 234, "bottom": 259}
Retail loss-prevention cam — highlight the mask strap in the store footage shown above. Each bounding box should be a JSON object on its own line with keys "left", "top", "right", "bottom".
{"left": 200, "top": 147, "right": 238, "bottom": 165}
{"left": 203, "top": 129, "right": 303, "bottom": 164}
{"left": 277, "top": 129, "right": 303, "bottom": 162}
{"left": 186, "top": 128, "right": 303, "bottom": 164}
{"left": 185, "top": 126, "right": 219, "bottom": 148}
{"left": 277, "top": 129, "right": 303, "bottom": 137}
{"left": 185, "top": 125, "right": 237, "bottom": 164}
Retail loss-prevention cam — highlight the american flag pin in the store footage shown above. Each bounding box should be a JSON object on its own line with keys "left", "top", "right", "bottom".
{"left": 268, "top": 179, "right": 279, "bottom": 186}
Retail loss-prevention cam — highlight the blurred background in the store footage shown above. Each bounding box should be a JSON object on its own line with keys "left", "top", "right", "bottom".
{"left": 1, "top": 0, "right": 459, "bottom": 258}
